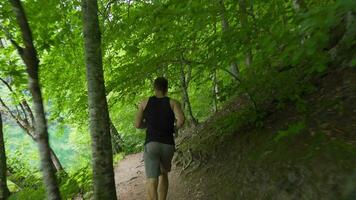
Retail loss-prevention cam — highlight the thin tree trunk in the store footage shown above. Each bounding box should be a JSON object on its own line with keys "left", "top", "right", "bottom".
{"left": 9, "top": 0, "right": 61, "bottom": 199}
{"left": 181, "top": 64, "right": 193, "bottom": 111}
{"left": 49, "top": 148, "right": 63, "bottom": 171}
{"left": 211, "top": 22, "right": 219, "bottom": 113}
{"left": 219, "top": 0, "right": 240, "bottom": 78}
{"left": 82, "top": 0, "right": 117, "bottom": 199}
{"left": 109, "top": 120, "right": 123, "bottom": 154}
{"left": 0, "top": 112, "right": 10, "bottom": 200}
{"left": 179, "top": 59, "right": 198, "bottom": 126}
{"left": 239, "top": 0, "right": 252, "bottom": 67}
{"left": 212, "top": 69, "right": 219, "bottom": 113}
{"left": 29, "top": 129, "right": 63, "bottom": 172}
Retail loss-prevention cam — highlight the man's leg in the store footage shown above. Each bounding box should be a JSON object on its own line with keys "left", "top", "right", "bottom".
{"left": 144, "top": 142, "right": 161, "bottom": 200}
{"left": 158, "top": 172, "right": 169, "bottom": 200}
{"left": 158, "top": 143, "right": 175, "bottom": 200}
{"left": 146, "top": 178, "right": 158, "bottom": 200}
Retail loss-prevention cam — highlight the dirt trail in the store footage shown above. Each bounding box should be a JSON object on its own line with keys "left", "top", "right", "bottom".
{"left": 115, "top": 152, "right": 191, "bottom": 200}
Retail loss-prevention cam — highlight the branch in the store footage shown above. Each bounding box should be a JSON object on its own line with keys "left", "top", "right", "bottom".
{"left": 0, "top": 77, "right": 29, "bottom": 123}
{"left": 165, "top": 58, "right": 207, "bottom": 66}
{"left": 186, "top": 64, "right": 192, "bottom": 86}
{"left": 0, "top": 24, "right": 24, "bottom": 55}
{"left": 10, "top": 39, "right": 24, "bottom": 55}
{"left": 22, "top": 100, "right": 34, "bottom": 126}
{"left": 0, "top": 97, "right": 28, "bottom": 134}
{"left": 0, "top": 78, "right": 21, "bottom": 117}
{"left": 104, "top": 0, "right": 116, "bottom": 15}
{"left": 220, "top": 68, "right": 241, "bottom": 83}
{"left": 99, "top": 0, "right": 116, "bottom": 20}
{"left": 0, "top": 78, "right": 15, "bottom": 94}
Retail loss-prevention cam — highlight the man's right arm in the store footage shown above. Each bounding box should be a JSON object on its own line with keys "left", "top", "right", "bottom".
{"left": 171, "top": 100, "right": 185, "bottom": 129}
{"left": 134, "top": 100, "right": 148, "bottom": 129}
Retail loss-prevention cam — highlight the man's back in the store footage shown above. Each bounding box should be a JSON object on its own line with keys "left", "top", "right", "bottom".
{"left": 143, "top": 96, "right": 175, "bottom": 145}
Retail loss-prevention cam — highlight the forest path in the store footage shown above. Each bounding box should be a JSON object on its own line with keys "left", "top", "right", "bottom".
{"left": 114, "top": 152, "right": 191, "bottom": 200}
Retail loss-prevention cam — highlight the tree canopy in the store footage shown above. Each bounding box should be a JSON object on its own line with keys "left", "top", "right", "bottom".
{"left": 0, "top": 0, "right": 355, "bottom": 199}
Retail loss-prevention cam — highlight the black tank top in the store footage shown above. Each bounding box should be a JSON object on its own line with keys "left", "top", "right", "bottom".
{"left": 143, "top": 96, "right": 175, "bottom": 145}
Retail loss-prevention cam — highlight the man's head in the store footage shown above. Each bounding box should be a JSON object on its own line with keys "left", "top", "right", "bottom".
{"left": 154, "top": 77, "right": 168, "bottom": 95}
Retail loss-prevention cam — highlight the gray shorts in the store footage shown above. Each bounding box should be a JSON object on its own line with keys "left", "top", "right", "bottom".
{"left": 144, "top": 142, "right": 175, "bottom": 178}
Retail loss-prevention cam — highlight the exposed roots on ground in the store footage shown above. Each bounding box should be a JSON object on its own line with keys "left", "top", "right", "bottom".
{"left": 174, "top": 146, "right": 210, "bottom": 176}
{"left": 180, "top": 149, "right": 193, "bottom": 175}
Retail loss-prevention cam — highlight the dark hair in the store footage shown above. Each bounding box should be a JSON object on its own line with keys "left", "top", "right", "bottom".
{"left": 154, "top": 77, "right": 168, "bottom": 93}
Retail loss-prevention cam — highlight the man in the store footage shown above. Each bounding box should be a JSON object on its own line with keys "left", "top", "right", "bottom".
{"left": 135, "top": 77, "right": 185, "bottom": 200}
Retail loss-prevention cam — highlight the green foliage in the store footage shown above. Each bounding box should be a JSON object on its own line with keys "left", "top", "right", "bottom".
{"left": 6, "top": 150, "right": 44, "bottom": 199}
{"left": 8, "top": 187, "right": 46, "bottom": 200}
{"left": 214, "top": 108, "right": 257, "bottom": 136}
{"left": 4, "top": 129, "right": 42, "bottom": 189}
{"left": 274, "top": 121, "right": 306, "bottom": 142}
{"left": 109, "top": 102, "right": 146, "bottom": 154}
{"left": 6, "top": 180, "right": 20, "bottom": 193}
{"left": 3, "top": 0, "right": 352, "bottom": 155}
{"left": 351, "top": 58, "right": 356, "bottom": 68}
{"left": 179, "top": 103, "right": 258, "bottom": 156}
{"left": 59, "top": 166, "right": 93, "bottom": 200}
{"left": 113, "top": 153, "right": 124, "bottom": 165}
{"left": 6, "top": 151, "right": 42, "bottom": 189}
{"left": 1, "top": 0, "right": 355, "bottom": 197}
{"left": 8, "top": 166, "right": 93, "bottom": 200}
{"left": 343, "top": 170, "right": 356, "bottom": 200}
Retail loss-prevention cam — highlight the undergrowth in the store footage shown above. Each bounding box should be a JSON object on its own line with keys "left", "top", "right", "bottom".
{"left": 7, "top": 152, "right": 126, "bottom": 200}
{"left": 177, "top": 0, "right": 355, "bottom": 159}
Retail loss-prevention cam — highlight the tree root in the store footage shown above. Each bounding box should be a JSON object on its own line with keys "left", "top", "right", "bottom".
{"left": 179, "top": 149, "right": 193, "bottom": 175}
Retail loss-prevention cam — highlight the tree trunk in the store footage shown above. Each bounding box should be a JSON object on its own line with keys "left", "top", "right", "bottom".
{"left": 9, "top": 0, "right": 61, "bottom": 199}
{"left": 49, "top": 148, "right": 63, "bottom": 172}
{"left": 30, "top": 128, "right": 63, "bottom": 172}
{"left": 219, "top": 0, "right": 240, "bottom": 78}
{"left": 238, "top": 0, "right": 253, "bottom": 67}
{"left": 179, "top": 60, "right": 198, "bottom": 126}
{"left": 212, "top": 69, "right": 219, "bottom": 113}
{"left": 109, "top": 120, "right": 123, "bottom": 154}
{"left": 81, "top": 0, "right": 117, "bottom": 199}
{"left": 0, "top": 112, "right": 10, "bottom": 200}
{"left": 29, "top": 129, "right": 63, "bottom": 172}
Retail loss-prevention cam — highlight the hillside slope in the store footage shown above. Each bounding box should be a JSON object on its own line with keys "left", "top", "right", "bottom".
{"left": 174, "top": 67, "right": 356, "bottom": 200}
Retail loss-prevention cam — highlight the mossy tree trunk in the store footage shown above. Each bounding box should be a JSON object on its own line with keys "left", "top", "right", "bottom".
{"left": 81, "top": 0, "right": 117, "bottom": 199}
{"left": 0, "top": 112, "right": 10, "bottom": 200}
{"left": 9, "top": 0, "right": 61, "bottom": 199}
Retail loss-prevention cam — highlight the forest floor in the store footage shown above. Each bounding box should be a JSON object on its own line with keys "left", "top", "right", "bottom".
{"left": 114, "top": 152, "right": 196, "bottom": 200}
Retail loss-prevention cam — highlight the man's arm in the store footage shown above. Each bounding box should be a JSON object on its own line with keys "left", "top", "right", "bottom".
{"left": 171, "top": 99, "right": 185, "bottom": 129}
{"left": 134, "top": 100, "right": 147, "bottom": 129}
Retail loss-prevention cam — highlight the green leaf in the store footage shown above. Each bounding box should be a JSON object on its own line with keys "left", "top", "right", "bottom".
{"left": 274, "top": 121, "right": 306, "bottom": 142}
